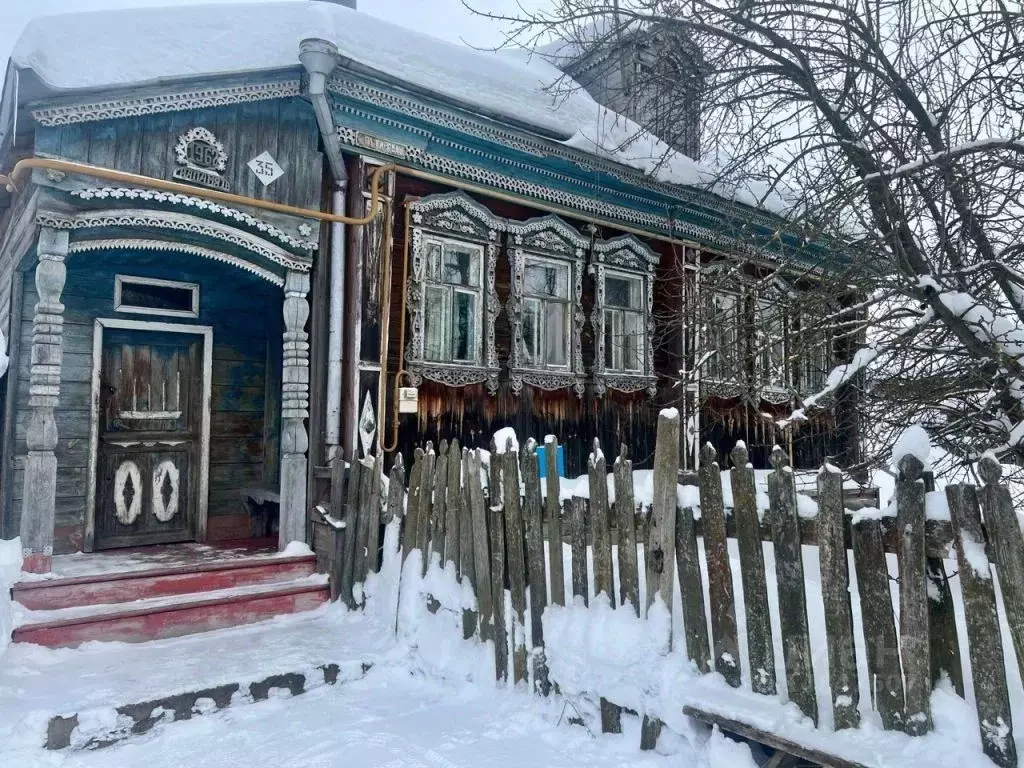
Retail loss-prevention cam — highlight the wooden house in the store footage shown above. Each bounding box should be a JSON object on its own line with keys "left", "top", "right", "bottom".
{"left": 0, "top": 1, "right": 855, "bottom": 577}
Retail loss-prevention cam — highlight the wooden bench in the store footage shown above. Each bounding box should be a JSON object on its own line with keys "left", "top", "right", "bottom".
{"left": 682, "top": 707, "right": 870, "bottom": 768}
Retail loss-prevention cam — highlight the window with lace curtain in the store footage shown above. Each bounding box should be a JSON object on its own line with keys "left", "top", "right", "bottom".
{"left": 421, "top": 236, "right": 484, "bottom": 364}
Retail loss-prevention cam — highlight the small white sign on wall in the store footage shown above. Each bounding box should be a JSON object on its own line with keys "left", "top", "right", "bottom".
{"left": 247, "top": 151, "right": 284, "bottom": 186}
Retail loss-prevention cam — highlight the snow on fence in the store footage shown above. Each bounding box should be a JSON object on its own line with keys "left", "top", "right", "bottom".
{"left": 317, "top": 412, "right": 1023, "bottom": 768}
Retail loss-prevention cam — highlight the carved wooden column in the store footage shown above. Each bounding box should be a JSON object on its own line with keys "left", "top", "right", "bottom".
{"left": 279, "top": 270, "right": 311, "bottom": 549}
{"left": 20, "top": 227, "right": 68, "bottom": 573}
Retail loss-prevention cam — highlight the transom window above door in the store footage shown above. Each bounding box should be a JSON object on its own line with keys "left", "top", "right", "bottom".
{"left": 406, "top": 191, "right": 503, "bottom": 392}
{"left": 422, "top": 237, "right": 484, "bottom": 364}
{"left": 506, "top": 215, "right": 588, "bottom": 397}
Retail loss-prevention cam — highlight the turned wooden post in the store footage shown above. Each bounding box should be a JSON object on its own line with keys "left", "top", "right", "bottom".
{"left": 20, "top": 227, "right": 68, "bottom": 574}
{"left": 279, "top": 270, "right": 311, "bottom": 550}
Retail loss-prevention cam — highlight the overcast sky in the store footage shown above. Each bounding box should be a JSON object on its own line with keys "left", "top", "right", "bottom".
{"left": 0, "top": 0, "right": 535, "bottom": 69}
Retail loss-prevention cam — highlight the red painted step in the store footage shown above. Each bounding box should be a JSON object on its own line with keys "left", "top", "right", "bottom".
{"left": 12, "top": 554, "right": 317, "bottom": 611}
{"left": 13, "top": 577, "right": 330, "bottom": 648}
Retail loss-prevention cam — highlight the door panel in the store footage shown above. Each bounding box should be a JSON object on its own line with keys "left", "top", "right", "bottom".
{"left": 95, "top": 330, "right": 202, "bottom": 550}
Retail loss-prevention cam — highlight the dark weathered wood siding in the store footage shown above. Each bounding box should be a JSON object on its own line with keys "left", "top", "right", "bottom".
{"left": 34, "top": 97, "right": 322, "bottom": 210}
{"left": 9, "top": 249, "right": 282, "bottom": 553}
{"left": 364, "top": 174, "right": 850, "bottom": 476}
{"left": 372, "top": 175, "right": 673, "bottom": 477}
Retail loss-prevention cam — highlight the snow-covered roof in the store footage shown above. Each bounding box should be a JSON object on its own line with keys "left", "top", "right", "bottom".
{"left": 7, "top": 1, "right": 787, "bottom": 215}
{"left": 11, "top": 1, "right": 582, "bottom": 140}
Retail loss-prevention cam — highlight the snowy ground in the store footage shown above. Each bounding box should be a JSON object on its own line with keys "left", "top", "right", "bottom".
{"left": 1, "top": 472, "right": 1020, "bottom": 768}
{"left": 23, "top": 663, "right": 717, "bottom": 768}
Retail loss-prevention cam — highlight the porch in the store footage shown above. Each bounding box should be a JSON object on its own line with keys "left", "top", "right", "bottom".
{"left": 4, "top": 210, "right": 314, "bottom": 574}
{"left": 10, "top": 541, "right": 327, "bottom": 647}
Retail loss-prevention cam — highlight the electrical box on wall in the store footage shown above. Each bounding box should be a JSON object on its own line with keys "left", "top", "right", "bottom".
{"left": 398, "top": 387, "right": 419, "bottom": 414}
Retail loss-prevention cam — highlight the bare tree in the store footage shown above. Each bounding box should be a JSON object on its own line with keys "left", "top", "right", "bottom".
{"left": 472, "top": 0, "right": 1024, "bottom": 476}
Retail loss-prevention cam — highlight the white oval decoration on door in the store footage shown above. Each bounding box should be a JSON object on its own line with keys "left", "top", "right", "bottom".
{"left": 152, "top": 460, "right": 180, "bottom": 523}
{"left": 114, "top": 460, "right": 143, "bottom": 525}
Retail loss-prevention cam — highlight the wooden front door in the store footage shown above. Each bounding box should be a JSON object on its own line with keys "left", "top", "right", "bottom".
{"left": 95, "top": 329, "right": 204, "bottom": 549}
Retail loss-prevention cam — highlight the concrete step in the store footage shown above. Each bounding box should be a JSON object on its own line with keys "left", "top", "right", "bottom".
{"left": 12, "top": 553, "right": 317, "bottom": 611}
{"left": 12, "top": 575, "right": 330, "bottom": 648}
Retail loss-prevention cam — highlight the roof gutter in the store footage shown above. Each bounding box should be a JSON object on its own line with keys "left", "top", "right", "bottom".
{"left": 300, "top": 37, "right": 347, "bottom": 462}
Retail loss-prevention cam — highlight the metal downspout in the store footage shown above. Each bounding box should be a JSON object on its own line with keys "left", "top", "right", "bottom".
{"left": 327, "top": 187, "right": 346, "bottom": 461}
{"left": 300, "top": 38, "right": 348, "bottom": 462}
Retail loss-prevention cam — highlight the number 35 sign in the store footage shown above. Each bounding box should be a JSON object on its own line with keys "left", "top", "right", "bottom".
{"left": 247, "top": 151, "right": 285, "bottom": 187}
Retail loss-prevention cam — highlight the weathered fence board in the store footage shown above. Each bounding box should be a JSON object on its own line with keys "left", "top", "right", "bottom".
{"left": 589, "top": 441, "right": 615, "bottom": 606}
{"left": 459, "top": 448, "right": 475, "bottom": 583}
{"left": 431, "top": 440, "right": 449, "bottom": 562}
{"left": 385, "top": 453, "right": 405, "bottom": 526}
{"left": 402, "top": 447, "right": 424, "bottom": 564}
{"left": 700, "top": 443, "right": 740, "bottom": 688}
{"left": 444, "top": 438, "right": 461, "bottom": 570}
{"left": 327, "top": 457, "right": 347, "bottom": 602}
{"left": 648, "top": 410, "right": 679, "bottom": 614}
{"left": 365, "top": 454, "right": 383, "bottom": 576}
{"left": 417, "top": 447, "right": 437, "bottom": 575}
{"left": 340, "top": 458, "right": 365, "bottom": 608}
{"left": 946, "top": 484, "right": 1017, "bottom": 768}
{"left": 851, "top": 516, "right": 905, "bottom": 731}
{"left": 488, "top": 472, "right": 508, "bottom": 683}
{"left": 816, "top": 463, "right": 859, "bottom": 730}
{"left": 895, "top": 455, "right": 932, "bottom": 735}
{"left": 978, "top": 456, "right": 1024, "bottom": 681}
{"left": 467, "top": 449, "right": 492, "bottom": 641}
{"left": 352, "top": 457, "right": 374, "bottom": 592}
{"left": 730, "top": 443, "right": 775, "bottom": 696}
{"left": 767, "top": 448, "right": 817, "bottom": 725}
{"left": 675, "top": 498, "right": 710, "bottom": 673}
{"left": 570, "top": 496, "right": 588, "bottom": 605}
{"left": 522, "top": 441, "right": 549, "bottom": 694}
{"left": 501, "top": 443, "right": 528, "bottom": 684}
{"left": 613, "top": 447, "right": 640, "bottom": 613}
{"left": 544, "top": 437, "right": 565, "bottom": 608}
{"left": 922, "top": 471, "right": 963, "bottom": 697}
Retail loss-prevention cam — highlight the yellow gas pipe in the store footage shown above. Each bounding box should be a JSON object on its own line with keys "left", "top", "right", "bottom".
{"left": 0, "top": 156, "right": 399, "bottom": 224}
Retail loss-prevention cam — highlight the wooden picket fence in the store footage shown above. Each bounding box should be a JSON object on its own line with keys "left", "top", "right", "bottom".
{"left": 317, "top": 412, "right": 1024, "bottom": 768}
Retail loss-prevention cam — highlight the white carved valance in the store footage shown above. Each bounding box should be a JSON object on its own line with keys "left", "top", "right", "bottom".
{"left": 405, "top": 191, "right": 502, "bottom": 393}
{"left": 505, "top": 215, "right": 589, "bottom": 397}
{"left": 591, "top": 234, "right": 659, "bottom": 397}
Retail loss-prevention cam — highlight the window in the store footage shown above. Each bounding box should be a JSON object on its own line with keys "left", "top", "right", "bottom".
{"left": 506, "top": 215, "right": 588, "bottom": 396}
{"left": 603, "top": 273, "right": 645, "bottom": 373}
{"left": 422, "top": 238, "right": 483, "bottom": 364}
{"left": 522, "top": 258, "right": 571, "bottom": 368}
{"left": 755, "top": 296, "right": 787, "bottom": 391}
{"left": 114, "top": 275, "right": 199, "bottom": 319}
{"left": 705, "top": 289, "right": 742, "bottom": 382}
{"left": 405, "top": 191, "right": 502, "bottom": 393}
{"left": 591, "top": 235, "right": 659, "bottom": 397}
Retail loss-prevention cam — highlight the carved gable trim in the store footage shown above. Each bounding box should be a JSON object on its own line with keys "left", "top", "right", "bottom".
{"left": 505, "top": 215, "right": 589, "bottom": 397}
{"left": 406, "top": 192, "right": 503, "bottom": 392}
{"left": 591, "top": 234, "right": 659, "bottom": 397}
{"left": 37, "top": 208, "right": 309, "bottom": 273}
{"left": 31, "top": 79, "right": 302, "bottom": 126}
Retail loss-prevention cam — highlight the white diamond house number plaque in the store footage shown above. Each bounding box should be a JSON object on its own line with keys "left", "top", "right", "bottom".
{"left": 247, "top": 151, "right": 284, "bottom": 186}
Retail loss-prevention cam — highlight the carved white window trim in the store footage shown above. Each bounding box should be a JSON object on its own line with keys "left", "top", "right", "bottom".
{"left": 700, "top": 261, "right": 747, "bottom": 399}
{"left": 698, "top": 263, "right": 796, "bottom": 404}
{"left": 406, "top": 192, "right": 502, "bottom": 393}
{"left": 114, "top": 274, "right": 200, "bottom": 319}
{"left": 506, "top": 215, "right": 588, "bottom": 397}
{"left": 591, "top": 235, "right": 659, "bottom": 397}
